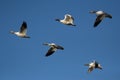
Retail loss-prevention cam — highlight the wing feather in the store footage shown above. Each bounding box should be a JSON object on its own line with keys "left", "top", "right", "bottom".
{"left": 20, "top": 21, "right": 27, "bottom": 34}
{"left": 88, "top": 67, "right": 94, "bottom": 72}
{"left": 45, "top": 47, "right": 57, "bottom": 57}
{"left": 64, "top": 14, "right": 74, "bottom": 23}
{"left": 94, "top": 15, "right": 104, "bottom": 27}
{"left": 56, "top": 45, "right": 64, "bottom": 50}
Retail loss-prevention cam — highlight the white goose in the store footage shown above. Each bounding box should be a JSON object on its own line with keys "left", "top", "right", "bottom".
{"left": 43, "top": 43, "right": 64, "bottom": 57}
{"left": 55, "top": 14, "right": 76, "bottom": 26}
{"left": 10, "top": 21, "right": 30, "bottom": 38}
{"left": 84, "top": 60, "right": 102, "bottom": 73}
{"left": 90, "top": 10, "right": 112, "bottom": 27}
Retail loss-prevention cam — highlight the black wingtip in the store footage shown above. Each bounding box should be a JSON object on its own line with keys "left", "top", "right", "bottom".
{"left": 72, "top": 24, "right": 76, "bottom": 26}
{"left": 45, "top": 55, "right": 49, "bottom": 57}
{"left": 106, "top": 14, "right": 112, "bottom": 19}
{"left": 94, "top": 25, "right": 97, "bottom": 28}
{"left": 109, "top": 15, "right": 112, "bottom": 19}
{"left": 45, "top": 54, "right": 52, "bottom": 57}
{"left": 22, "top": 21, "right": 27, "bottom": 27}
{"left": 94, "top": 23, "right": 98, "bottom": 27}
{"left": 94, "top": 22, "right": 100, "bottom": 27}
{"left": 22, "top": 36, "right": 30, "bottom": 38}
{"left": 60, "top": 47, "right": 64, "bottom": 50}
{"left": 22, "top": 21, "right": 27, "bottom": 24}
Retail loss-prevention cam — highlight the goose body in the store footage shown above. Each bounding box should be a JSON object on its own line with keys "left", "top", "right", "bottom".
{"left": 10, "top": 21, "right": 30, "bottom": 38}
{"left": 84, "top": 60, "right": 102, "bottom": 72}
{"left": 43, "top": 43, "right": 64, "bottom": 57}
{"left": 55, "top": 14, "right": 76, "bottom": 26}
{"left": 90, "top": 10, "right": 112, "bottom": 27}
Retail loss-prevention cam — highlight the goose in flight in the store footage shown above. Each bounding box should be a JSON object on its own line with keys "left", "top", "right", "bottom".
{"left": 90, "top": 10, "right": 112, "bottom": 27}
{"left": 43, "top": 43, "right": 64, "bottom": 57}
{"left": 55, "top": 14, "right": 76, "bottom": 26}
{"left": 10, "top": 21, "right": 30, "bottom": 38}
{"left": 84, "top": 60, "right": 102, "bottom": 73}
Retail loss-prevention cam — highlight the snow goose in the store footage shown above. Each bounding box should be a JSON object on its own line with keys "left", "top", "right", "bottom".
{"left": 10, "top": 21, "right": 30, "bottom": 38}
{"left": 55, "top": 14, "right": 76, "bottom": 26}
{"left": 90, "top": 10, "right": 112, "bottom": 27}
{"left": 84, "top": 60, "right": 102, "bottom": 73}
{"left": 43, "top": 43, "right": 64, "bottom": 57}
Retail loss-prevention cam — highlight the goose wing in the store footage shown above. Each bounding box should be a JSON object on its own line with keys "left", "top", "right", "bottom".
{"left": 45, "top": 47, "right": 57, "bottom": 57}
{"left": 105, "top": 13, "right": 112, "bottom": 18}
{"left": 98, "top": 64, "right": 102, "bottom": 69}
{"left": 64, "top": 14, "right": 74, "bottom": 23}
{"left": 20, "top": 21, "right": 27, "bottom": 34}
{"left": 94, "top": 14, "right": 104, "bottom": 27}
{"left": 56, "top": 45, "right": 64, "bottom": 50}
{"left": 88, "top": 67, "right": 94, "bottom": 72}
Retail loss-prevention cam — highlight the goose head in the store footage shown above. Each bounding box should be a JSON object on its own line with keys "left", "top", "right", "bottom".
{"left": 43, "top": 43, "right": 55, "bottom": 46}
{"left": 10, "top": 31, "right": 15, "bottom": 34}
{"left": 55, "top": 19, "right": 60, "bottom": 22}
{"left": 43, "top": 43, "right": 49, "bottom": 46}
{"left": 89, "top": 11, "right": 97, "bottom": 14}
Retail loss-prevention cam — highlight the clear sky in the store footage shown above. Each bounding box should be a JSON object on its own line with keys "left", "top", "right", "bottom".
{"left": 0, "top": 0, "right": 120, "bottom": 80}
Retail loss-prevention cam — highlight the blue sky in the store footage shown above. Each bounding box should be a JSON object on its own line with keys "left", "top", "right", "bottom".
{"left": 0, "top": 0, "right": 120, "bottom": 80}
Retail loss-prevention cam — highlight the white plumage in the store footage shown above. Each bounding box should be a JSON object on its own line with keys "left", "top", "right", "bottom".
{"left": 84, "top": 60, "right": 102, "bottom": 73}
{"left": 55, "top": 14, "right": 76, "bottom": 26}
{"left": 43, "top": 43, "right": 64, "bottom": 57}
{"left": 10, "top": 21, "right": 30, "bottom": 38}
{"left": 90, "top": 10, "right": 112, "bottom": 27}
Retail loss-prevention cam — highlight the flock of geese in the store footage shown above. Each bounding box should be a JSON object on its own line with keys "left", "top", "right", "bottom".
{"left": 10, "top": 10, "right": 112, "bottom": 73}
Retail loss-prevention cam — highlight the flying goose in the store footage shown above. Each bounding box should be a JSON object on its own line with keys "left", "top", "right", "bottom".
{"left": 90, "top": 10, "right": 112, "bottom": 27}
{"left": 84, "top": 60, "right": 102, "bottom": 73}
{"left": 10, "top": 21, "right": 30, "bottom": 38}
{"left": 43, "top": 43, "right": 64, "bottom": 57}
{"left": 55, "top": 14, "right": 76, "bottom": 26}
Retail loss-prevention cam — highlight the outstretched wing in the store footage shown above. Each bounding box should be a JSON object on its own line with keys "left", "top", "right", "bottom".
{"left": 45, "top": 47, "right": 57, "bottom": 57}
{"left": 20, "top": 21, "right": 27, "bottom": 34}
{"left": 94, "top": 15, "right": 104, "bottom": 27}
{"left": 88, "top": 67, "right": 94, "bottom": 73}
{"left": 56, "top": 45, "right": 64, "bottom": 50}
{"left": 105, "top": 13, "right": 112, "bottom": 18}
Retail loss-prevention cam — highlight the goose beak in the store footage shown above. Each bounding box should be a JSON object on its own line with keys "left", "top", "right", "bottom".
{"left": 55, "top": 19, "right": 60, "bottom": 21}
{"left": 43, "top": 43, "right": 48, "bottom": 45}
{"left": 10, "top": 31, "right": 14, "bottom": 34}
{"left": 89, "top": 11, "right": 96, "bottom": 14}
{"left": 89, "top": 11, "right": 93, "bottom": 13}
